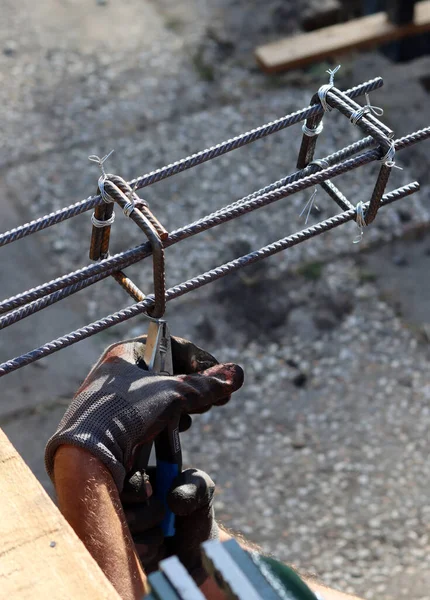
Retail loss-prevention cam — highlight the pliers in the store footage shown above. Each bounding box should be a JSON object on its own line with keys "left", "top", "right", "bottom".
{"left": 136, "top": 318, "right": 182, "bottom": 537}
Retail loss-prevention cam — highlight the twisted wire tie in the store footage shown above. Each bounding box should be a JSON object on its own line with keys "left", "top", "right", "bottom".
{"left": 299, "top": 188, "right": 319, "bottom": 224}
{"left": 318, "top": 65, "right": 341, "bottom": 112}
{"left": 380, "top": 142, "right": 402, "bottom": 170}
{"left": 299, "top": 160, "right": 329, "bottom": 224}
{"left": 123, "top": 182, "right": 139, "bottom": 217}
{"left": 91, "top": 212, "right": 115, "bottom": 228}
{"left": 302, "top": 121, "right": 324, "bottom": 137}
{"left": 88, "top": 152, "right": 116, "bottom": 204}
{"left": 123, "top": 201, "right": 135, "bottom": 217}
{"left": 98, "top": 176, "right": 115, "bottom": 204}
{"left": 310, "top": 158, "right": 330, "bottom": 170}
{"left": 354, "top": 200, "right": 366, "bottom": 244}
{"left": 350, "top": 93, "right": 384, "bottom": 125}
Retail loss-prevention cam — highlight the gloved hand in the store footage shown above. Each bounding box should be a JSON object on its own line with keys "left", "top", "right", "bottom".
{"left": 169, "top": 468, "right": 218, "bottom": 585}
{"left": 45, "top": 336, "right": 243, "bottom": 491}
{"left": 121, "top": 469, "right": 166, "bottom": 575}
{"left": 123, "top": 467, "right": 218, "bottom": 585}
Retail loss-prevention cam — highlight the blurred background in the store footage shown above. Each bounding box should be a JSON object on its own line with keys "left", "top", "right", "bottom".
{"left": 0, "top": 1, "right": 429, "bottom": 598}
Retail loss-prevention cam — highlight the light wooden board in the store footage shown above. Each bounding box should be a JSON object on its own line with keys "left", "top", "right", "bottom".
{"left": 0, "top": 428, "right": 121, "bottom": 600}
{"left": 255, "top": 1, "right": 430, "bottom": 72}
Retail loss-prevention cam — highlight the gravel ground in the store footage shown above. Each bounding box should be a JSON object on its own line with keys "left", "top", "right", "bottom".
{"left": 1, "top": 1, "right": 429, "bottom": 598}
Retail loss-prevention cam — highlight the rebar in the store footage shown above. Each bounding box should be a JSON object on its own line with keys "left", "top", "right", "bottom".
{"left": 0, "top": 181, "right": 419, "bottom": 377}
{"left": 0, "top": 128, "right": 427, "bottom": 321}
{"left": 0, "top": 78, "right": 384, "bottom": 249}
{"left": 0, "top": 74, "right": 428, "bottom": 377}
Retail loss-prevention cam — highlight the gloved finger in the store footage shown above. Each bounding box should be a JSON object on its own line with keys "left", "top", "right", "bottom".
{"left": 124, "top": 496, "right": 165, "bottom": 533}
{"left": 94, "top": 336, "right": 218, "bottom": 377}
{"left": 136, "top": 544, "right": 165, "bottom": 575}
{"left": 186, "top": 395, "right": 230, "bottom": 414}
{"left": 178, "top": 363, "right": 244, "bottom": 414}
{"left": 132, "top": 525, "right": 164, "bottom": 549}
{"left": 179, "top": 413, "right": 192, "bottom": 432}
{"left": 168, "top": 469, "right": 215, "bottom": 516}
{"left": 121, "top": 469, "right": 152, "bottom": 504}
{"left": 133, "top": 527, "right": 165, "bottom": 569}
{"left": 170, "top": 337, "right": 219, "bottom": 375}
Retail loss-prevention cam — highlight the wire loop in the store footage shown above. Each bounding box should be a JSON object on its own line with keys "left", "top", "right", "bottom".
{"left": 98, "top": 176, "right": 115, "bottom": 204}
{"left": 300, "top": 188, "right": 319, "bottom": 224}
{"left": 309, "top": 158, "right": 330, "bottom": 170}
{"left": 380, "top": 142, "right": 403, "bottom": 170}
{"left": 123, "top": 201, "right": 135, "bottom": 217}
{"left": 318, "top": 65, "right": 341, "bottom": 112}
{"left": 302, "top": 121, "right": 324, "bottom": 137}
{"left": 91, "top": 212, "right": 116, "bottom": 228}
{"left": 88, "top": 150, "right": 114, "bottom": 179}
{"left": 353, "top": 201, "right": 366, "bottom": 244}
{"left": 350, "top": 93, "right": 384, "bottom": 125}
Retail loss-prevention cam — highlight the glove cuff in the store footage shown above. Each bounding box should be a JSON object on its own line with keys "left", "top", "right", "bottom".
{"left": 44, "top": 386, "right": 144, "bottom": 492}
{"left": 45, "top": 434, "right": 127, "bottom": 491}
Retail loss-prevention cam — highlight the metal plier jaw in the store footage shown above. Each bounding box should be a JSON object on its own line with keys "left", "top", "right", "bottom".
{"left": 144, "top": 320, "right": 173, "bottom": 376}
{"left": 141, "top": 317, "right": 181, "bottom": 538}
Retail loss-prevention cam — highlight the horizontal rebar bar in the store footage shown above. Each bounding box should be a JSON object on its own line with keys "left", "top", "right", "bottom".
{"left": 0, "top": 128, "right": 427, "bottom": 321}
{"left": 0, "top": 181, "right": 419, "bottom": 377}
{"left": 0, "top": 79, "right": 384, "bottom": 249}
{"left": 0, "top": 136, "right": 377, "bottom": 316}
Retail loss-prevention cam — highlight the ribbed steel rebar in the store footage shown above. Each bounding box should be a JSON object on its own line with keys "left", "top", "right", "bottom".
{"left": 0, "top": 128, "right": 428, "bottom": 319}
{"left": 327, "top": 90, "right": 392, "bottom": 155}
{"left": 0, "top": 79, "right": 384, "bottom": 249}
{"left": 0, "top": 181, "right": 419, "bottom": 377}
{"left": 130, "top": 79, "right": 385, "bottom": 191}
{"left": 103, "top": 179, "right": 166, "bottom": 318}
{"left": 112, "top": 271, "right": 146, "bottom": 302}
{"left": 0, "top": 136, "right": 378, "bottom": 316}
{"left": 320, "top": 181, "right": 354, "bottom": 212}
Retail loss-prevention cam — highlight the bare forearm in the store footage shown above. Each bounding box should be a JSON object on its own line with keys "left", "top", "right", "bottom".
{"left": 53, "top": 445, "right": 147, "bottom": 600}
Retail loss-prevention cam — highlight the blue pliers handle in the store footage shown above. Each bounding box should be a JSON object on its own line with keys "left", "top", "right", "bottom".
{"left": 142, "top": 320, "right": 182, "bottom": 537}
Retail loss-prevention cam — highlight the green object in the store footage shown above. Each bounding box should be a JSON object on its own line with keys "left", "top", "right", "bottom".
{"left": 250, "top": 553, "right": 319, "bottom": 600}
{"left": 222, "top": 540, "right": 280, "bottom": 599}
{"left": 146, "top": 540, "right": 320, "bottom": 599}
{"left": 202, "top": 539, "right": 319, "bottom": 600}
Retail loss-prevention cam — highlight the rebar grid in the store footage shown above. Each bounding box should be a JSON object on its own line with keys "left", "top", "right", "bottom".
{"left": 0, "top": 78, "right": 384, "bottom": 249}
{"left": 0, "top": 75, "right": 428, "bottom": 377}
{"left": 0, "top": 182, "right": 420, "bottom": 377}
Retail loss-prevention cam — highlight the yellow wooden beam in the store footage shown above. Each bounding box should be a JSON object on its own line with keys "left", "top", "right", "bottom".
{"left": 256, "top": 1, "right": 430, "bottom": 73}
{"left": 0, "top": 428, "right": 121, "bottom": 600}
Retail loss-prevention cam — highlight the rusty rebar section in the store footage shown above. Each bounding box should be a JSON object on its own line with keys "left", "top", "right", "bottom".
{"left": 89, "top": 195, "right": 115, "bottom": 260}
{"left": 0, "top": 181, "right": 420, "bottom": 377}
{"left": 112, "top": 271, "right": 146, "bottom": 303}
{"left": 296, "top": 84, "right": 396, "bottom": 224}
{"left": 108, "top": 174, "right": 168, "bottom": 241}
{"left": 365, "top": 164, "right": 392, "bottom": 225}
{"left": 103, "top": 179, "right": 166, "bottom": 318}
{"left": 296, "top": 85, "right": 392, "bottom": 176}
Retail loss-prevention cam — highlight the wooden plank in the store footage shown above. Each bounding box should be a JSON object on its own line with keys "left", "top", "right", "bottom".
{"left": 255, "top": 0, "right": 430, "bottom": 73}
{"left": 0, "top": 428, "right": 121, "bottom": 600}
